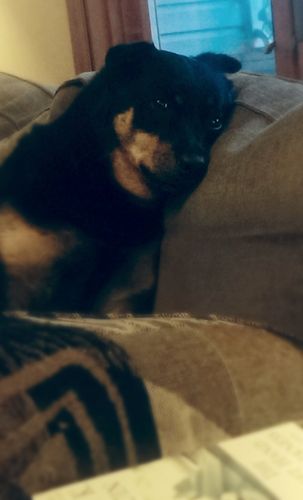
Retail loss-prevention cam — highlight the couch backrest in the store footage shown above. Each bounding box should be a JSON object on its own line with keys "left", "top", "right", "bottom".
{"left": 155, "top": 72, "right": 303, "bottom": 342}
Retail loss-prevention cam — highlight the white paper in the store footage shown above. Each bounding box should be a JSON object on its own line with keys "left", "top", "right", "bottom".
{"left": 33, "top": 456, "right": 195, "bottom": 500}
{"left": 219, "top": 422, "right": 303, "bottom": 500}
{"left": 34, "top": 422, "right": 303, "bottom": 500}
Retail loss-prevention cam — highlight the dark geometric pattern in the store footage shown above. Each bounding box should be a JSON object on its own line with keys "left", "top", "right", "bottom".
{"left": 0, "top": 316, "right": 160, "bottom": 496}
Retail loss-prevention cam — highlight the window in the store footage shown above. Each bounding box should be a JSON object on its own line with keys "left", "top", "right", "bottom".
{"left": 66, "top": 0, "right": 303, "bottom": 79}
{"left": 148, "top": 0, "right": 275, "bottom": 73}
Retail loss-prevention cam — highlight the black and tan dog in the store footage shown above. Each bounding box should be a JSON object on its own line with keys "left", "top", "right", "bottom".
{"left": 0, "top": 42, "right": 240, "bottom": 312}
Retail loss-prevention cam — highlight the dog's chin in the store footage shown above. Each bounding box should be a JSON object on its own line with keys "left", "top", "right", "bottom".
{"left": 139, "top": 163, "right": 207, "bottom": 199}
{"left": 113, "top": 159, "right": 208, "bottom": 206}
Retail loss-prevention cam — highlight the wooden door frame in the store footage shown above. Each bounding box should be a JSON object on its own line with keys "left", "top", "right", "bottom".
{"left": 271, "top": 0, "right": 303, "bottom": 78}
{"left": 66, "top": 0, "right": 152, "bottom": 74}
{"left": 293, "top": 0, "right": 303, "bottom": 78}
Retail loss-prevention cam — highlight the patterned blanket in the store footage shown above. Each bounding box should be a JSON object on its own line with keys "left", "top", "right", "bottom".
{"left": 0, "top": 314, "right": 302, "bottom": 498}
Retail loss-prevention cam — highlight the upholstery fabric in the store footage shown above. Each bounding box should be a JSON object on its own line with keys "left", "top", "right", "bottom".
{"left": 0, "top": 73, "right": 55, "bottom": 166}
{"left": 156, "top": 73, "right": 303, "bottom": 342}
{"left": 0, "top": 73, "right": 54, "bottom": 141}
{"left": 0, "top": 315, "right": 302, "bottom": 497}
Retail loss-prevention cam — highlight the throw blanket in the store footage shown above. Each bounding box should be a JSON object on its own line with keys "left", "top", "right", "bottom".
{"left": 0, "top": 314, "right": 302, "bottom": 498}
{"left": 0, "top": 315, "right": 160, "bottom": 497}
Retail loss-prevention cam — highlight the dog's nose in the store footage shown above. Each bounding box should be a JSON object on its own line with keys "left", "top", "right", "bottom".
{"left": 181, "top": 154, "right": 207, "bottom": 169}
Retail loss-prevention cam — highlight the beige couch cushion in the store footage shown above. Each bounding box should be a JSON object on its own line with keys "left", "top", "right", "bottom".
{"left": 0, "top": 73, "right": 55, "bottom": 140}
{"left": 0, "top": 73, "right": 56, "bottom": 165}
{"left": 155, "top": 72, "right": 303, "bottom": 342}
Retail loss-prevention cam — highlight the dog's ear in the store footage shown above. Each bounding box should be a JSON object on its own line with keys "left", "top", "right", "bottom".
{"left": 195, "top": 53, "right": 241, "bottom": 74}
{"left": 105, "top": 42, "right": 156, "bottom": 73}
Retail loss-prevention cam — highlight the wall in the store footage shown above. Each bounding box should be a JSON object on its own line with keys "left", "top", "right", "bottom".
{"left": 0, "top": 0, "right": 75, "bottom": 85}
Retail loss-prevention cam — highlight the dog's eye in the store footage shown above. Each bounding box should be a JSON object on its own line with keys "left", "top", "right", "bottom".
{"left": 210, "top": 117, "right": 223, "bottom": 131}
{"left": 154, "top": 99, "right": 169, "bottom": 110}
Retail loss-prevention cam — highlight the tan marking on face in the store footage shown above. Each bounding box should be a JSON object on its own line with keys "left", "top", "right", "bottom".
{"left": 129, "top": 131, "right": 176, "bottom": 172}
{"left": 112, "top": 108, "right": 176, "bottom": 199}
{"left": 0, "top": 205, "right": 78, "bottom": 308}
{"left": 113, "top": 108, "right": 134, "bottom": 141}
{"left": 111, "top": 148, "right": 153, "bottom": 199}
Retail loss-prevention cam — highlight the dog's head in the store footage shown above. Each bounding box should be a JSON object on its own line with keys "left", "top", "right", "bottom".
{"left": 86, "top": 42, "right": 241, "bottom": 202}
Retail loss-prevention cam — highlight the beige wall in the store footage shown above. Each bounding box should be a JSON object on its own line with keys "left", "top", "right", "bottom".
{"left": 0, "top": 0, "right": 75, "bottom": 85}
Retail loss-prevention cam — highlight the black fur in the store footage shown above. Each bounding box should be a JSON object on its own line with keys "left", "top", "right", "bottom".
{"left": 0, "top": 42, "right": 241, "bottom": 312}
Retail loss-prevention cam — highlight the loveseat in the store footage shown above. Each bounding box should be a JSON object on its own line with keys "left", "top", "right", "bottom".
{"left": 0, "top": 69, "right": 303, "bottom": 498}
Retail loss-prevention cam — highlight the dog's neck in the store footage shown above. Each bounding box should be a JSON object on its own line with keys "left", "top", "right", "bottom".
{"left": 0, "top": 110, "right": 163, "bottom": 244}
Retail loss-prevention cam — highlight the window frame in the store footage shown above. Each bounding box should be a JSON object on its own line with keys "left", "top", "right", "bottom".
{"left": 66, "top": 0, "right": 303, "bottom": 79}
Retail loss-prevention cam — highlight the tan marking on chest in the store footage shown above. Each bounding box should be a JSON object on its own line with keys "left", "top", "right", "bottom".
{"left": 0, "top": 206, "right": 79, "bottom": 308}
{"left": 112, "top": 108, "right": 176, "bottom": 199}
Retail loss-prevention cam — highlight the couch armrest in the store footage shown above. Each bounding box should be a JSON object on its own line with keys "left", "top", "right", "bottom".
{"left": 155, "top": 72, "right": 303, "bottom": 342}
{"left": 0, "top": 72, "right": 55, "bottom": 140}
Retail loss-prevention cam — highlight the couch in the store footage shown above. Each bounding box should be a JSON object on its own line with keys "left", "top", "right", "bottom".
{"left": 0, "top": 69, "right": 302, "bottom": 498}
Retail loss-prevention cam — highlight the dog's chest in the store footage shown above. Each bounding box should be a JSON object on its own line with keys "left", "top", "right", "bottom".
{"left": 0, "top": 205, "right": 84, "bottom": 308}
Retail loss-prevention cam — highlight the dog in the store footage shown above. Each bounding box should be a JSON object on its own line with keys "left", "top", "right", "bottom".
{"left": 0, "top": 42, "right": 241, "bottom": 312}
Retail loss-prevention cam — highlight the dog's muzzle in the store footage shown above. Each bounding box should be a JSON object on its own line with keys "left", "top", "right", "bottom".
{"left": 140, "top": 150, "right": 209, "bottom": 197}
